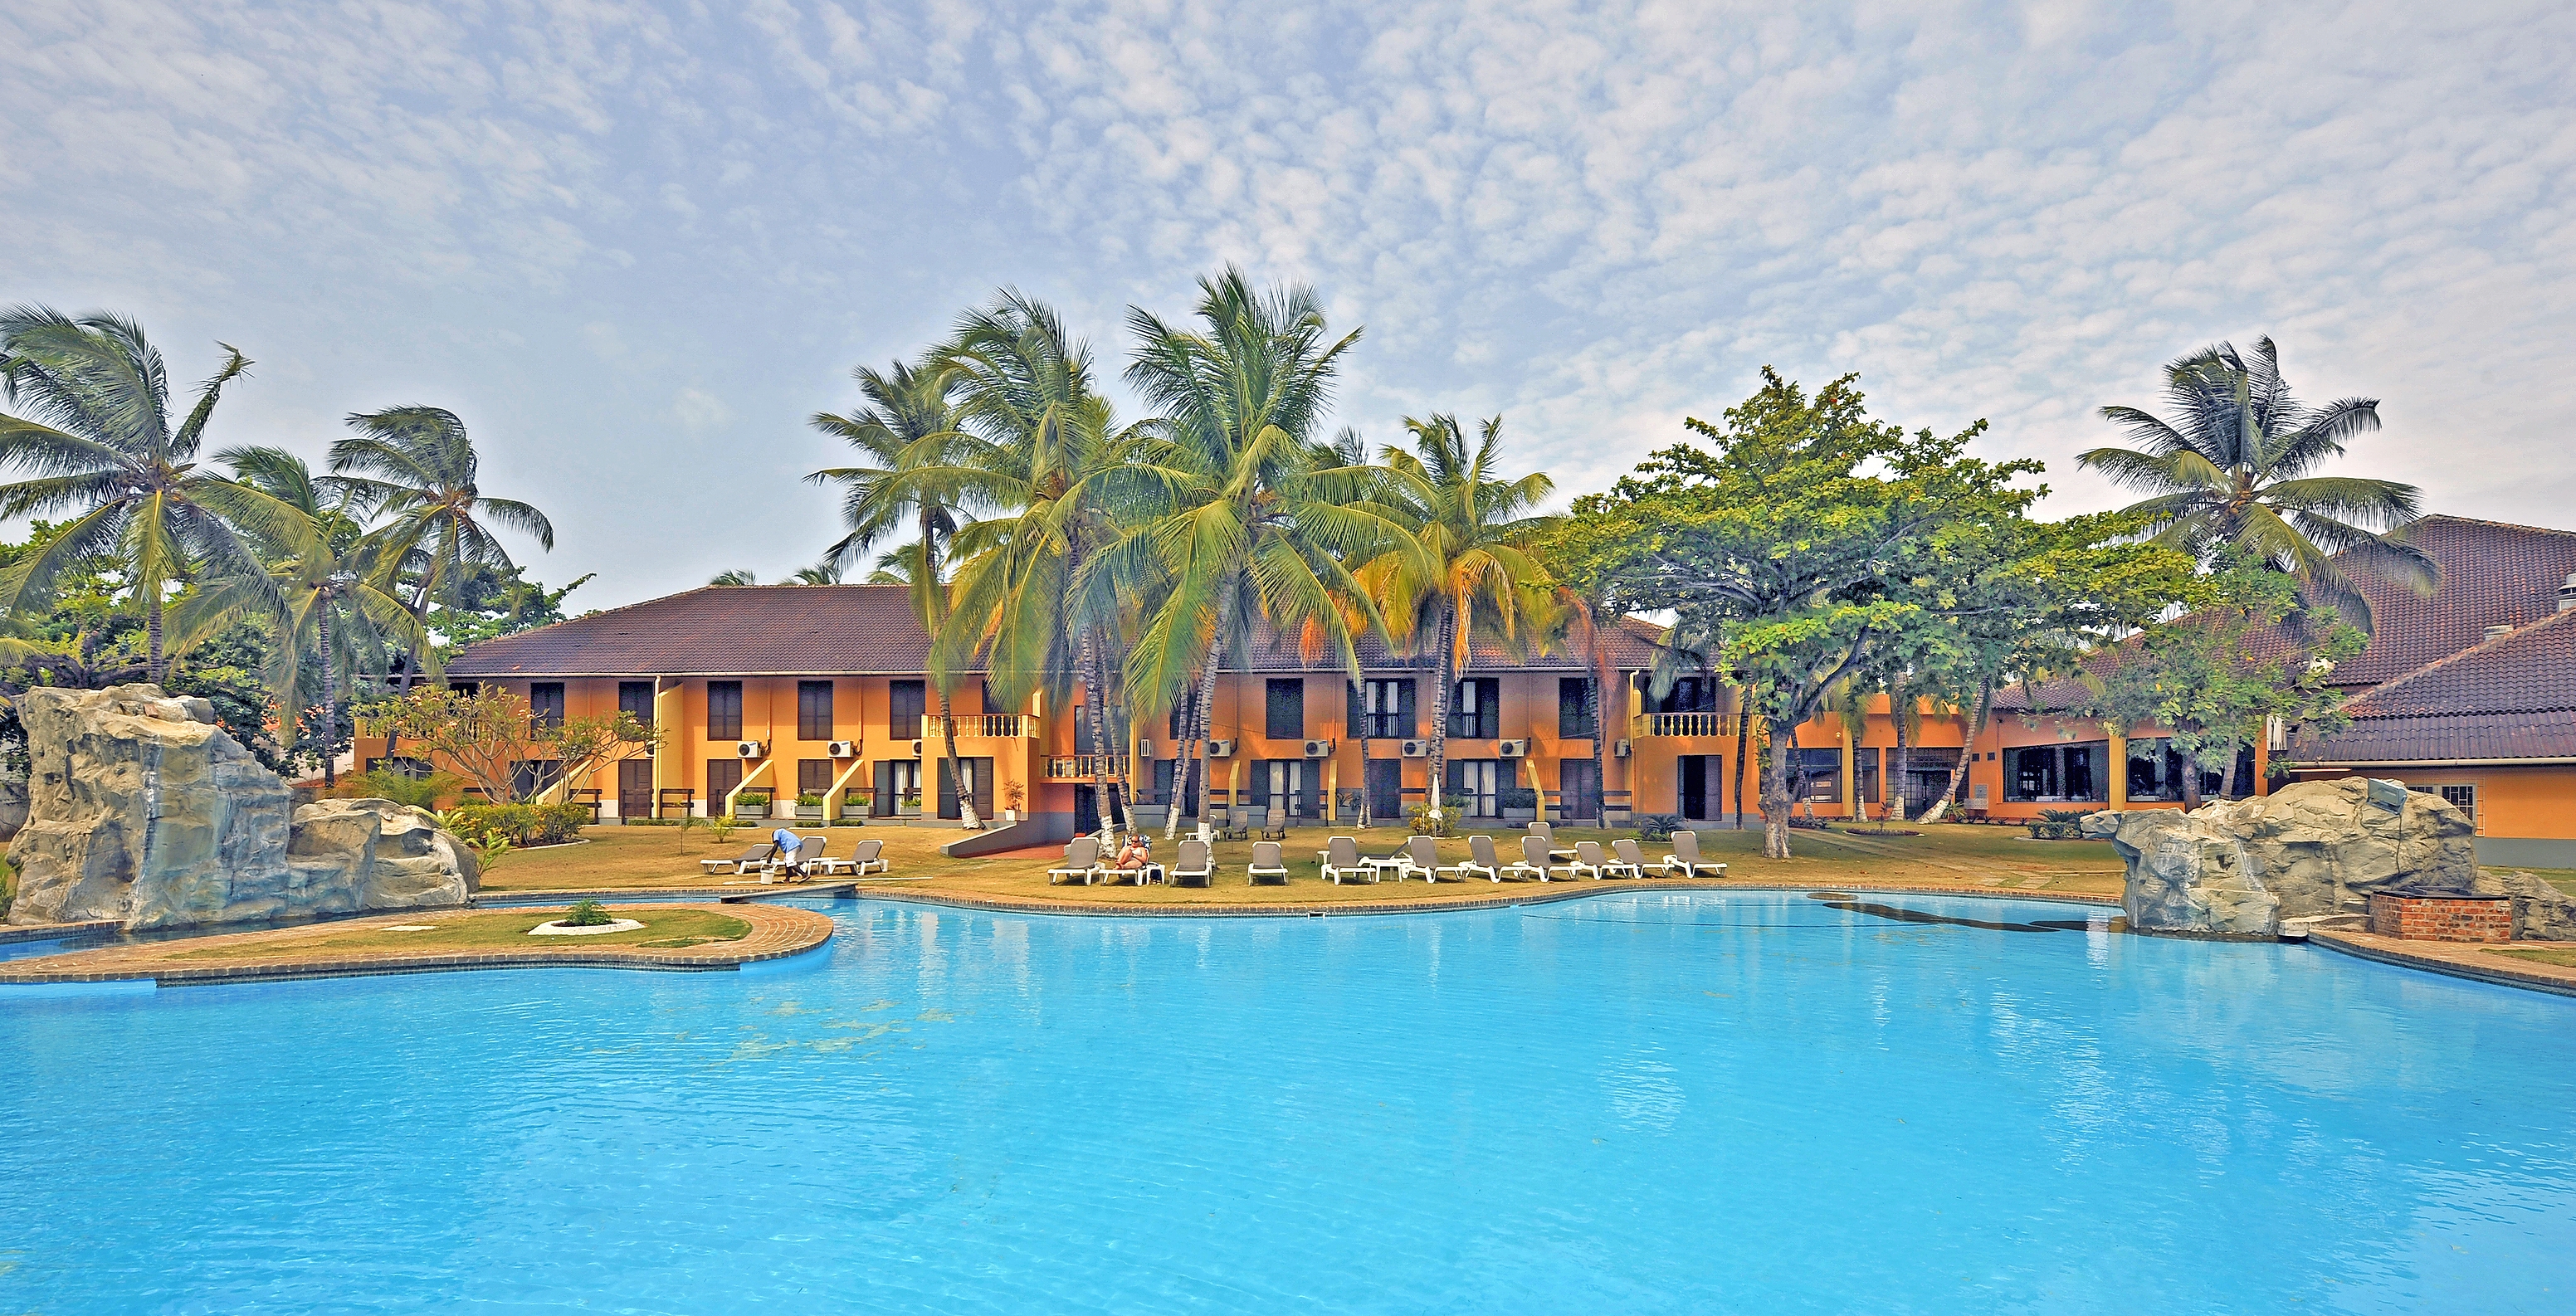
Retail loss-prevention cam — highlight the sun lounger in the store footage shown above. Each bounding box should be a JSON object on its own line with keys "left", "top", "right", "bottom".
{"left": 1528, "top": 820, "right": 1576, "bottom": 861}
{"left": 1261, "top": 807, "right": 1289, "bottom": 841}
{"left": 1452, "top": 834, "right": 1502, "bottom": 883}
{"left": 846, "top": 838, "right": 887, "bottom": 877}
{"left": 1049, "top": 836, "right": 1105, "bottom": 885}
{"left": 1220, "top": 807, "right": 1252, "bottom": 841}
{"left": 757, "top": 836, "right": 825, "bottom": 882}
{"left": 700, "top": 844, "right": 771, "bottom": 875}
{"left": 1397, "top": 835, "right": 1442, "bottom": 883}
{"left": 1661, "top": 831, "right": 1728, "bottom": 879}
{"left": 1607, "top": 838, "right": 1648, "bottom": 879}
{"left": 1247, "top": 840, "right": 1289, "bottom": 885}
{"left": 1172, "top": 838, "right": 1213, "bottom": 887}
{"left": 1321, "top": 836, "right": 1376, "bottom": 885}
{"left": 1504, "top": 834, "right": 1564, "bottom": 881}
{"left": 1569, "top": 841, "right": 1610, "bottom": 880}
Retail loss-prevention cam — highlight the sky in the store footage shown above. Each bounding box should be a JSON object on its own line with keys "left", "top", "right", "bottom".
{"left": 5, "top": 0, "right": 2571, "bottom": 610}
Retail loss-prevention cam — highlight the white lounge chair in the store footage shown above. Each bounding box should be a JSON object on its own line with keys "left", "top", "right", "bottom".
{"left": 1049, "top": 836, "right": 1105, "bottom": 885}
{"left": 1569, "top": 841, "right": 1610, "bottom": 880}
{"left": 700, "top": 844, "right": 770, "bottom": 875}
{"left": 1261, "top": 807, "right": 1289, "bottom": 841}
{"left": 1504, "top": 834, "right": 1562, "bottom": 882}
{"left": 1528, "top": 820, "right": 1575, "bottom": 861}
{"left": 758, "top": 836, "right": 825, "bottom": 883}
{"left": 846, "top": 838, "right": 887, "bottom": 878}
{"left": 1322, "top": 836, "right": 1376, "bottom": 885}
{"left": 1453, "top": 834, "right": 1502, "bottom": 883}
{"left": 1397, "top": 835, "right": 1441, "bottom": 883}
{"left": 1247, "top": 840, "right": 1289, "bottom": 885}
{"left": 1661, "top": 831, "right": 1728, "bottom": 879}
{"left": 1172, "top": 838, "right": 1214, "bottom": 887}
{"left": 1606, "top": 838, "right": 1648, "bottom": 880}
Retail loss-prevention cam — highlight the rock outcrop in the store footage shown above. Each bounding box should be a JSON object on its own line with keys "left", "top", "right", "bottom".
{"left": 5, "top": 685, "right": 474, "bottom": 930}
{"left": 2083, "top": 777, "right": 2576, "bottom": 938}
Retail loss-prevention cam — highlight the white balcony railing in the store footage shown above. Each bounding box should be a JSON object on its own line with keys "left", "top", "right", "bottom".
{"left": 919, "top": 714, "right": 1034, "bottom": 740}
{"left": 1634, "top": 711, "right": 1731, "bottom": 738}
{"left": 1046, "top": 755, "right": 1131, "bottom": 780}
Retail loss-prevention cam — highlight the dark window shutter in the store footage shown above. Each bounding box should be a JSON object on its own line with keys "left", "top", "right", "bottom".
{"left": 798, "top": 680, "right": 833, "bottom": 741}
{"left": 889, "top": 680, "right": 926, "bottom": 732}
{"left": 529, "top": 683, "right": 565, "bottom": 730}
{"left": 618, "top": 681, "right": 655, "bottom": 728}
{"left": 1398, "top": 680, "right": 1417, "bottom": 735}
{"left": 707, "top": 682, "right": 742, "bottom": 741}
{"left": 1266, "top": 679, "right": 1304, "bottom": 741}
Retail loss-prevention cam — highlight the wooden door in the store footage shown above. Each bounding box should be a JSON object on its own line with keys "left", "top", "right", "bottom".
{"left": 618, "top": 760, "right": 654, "bottom": 820}
{"left": 1365, "top": 759, "right": 1403, "bottom": 820}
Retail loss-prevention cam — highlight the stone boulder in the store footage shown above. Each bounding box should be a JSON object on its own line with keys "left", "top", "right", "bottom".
{"left": 6, "top": 684, "right": 475, "bottom": 930}
{"left": 2086, "top": 777, "right": 2576, "bottom": 939}
{"left": 288, "top": 797, "right": 481, "bottom": 910}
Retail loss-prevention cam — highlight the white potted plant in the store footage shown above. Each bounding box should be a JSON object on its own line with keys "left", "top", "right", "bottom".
{"left": 733, "top": 792, "right": 769, "bottom": 821}
{"left": 897, "top": 787, "right": 923, "bottom": 817}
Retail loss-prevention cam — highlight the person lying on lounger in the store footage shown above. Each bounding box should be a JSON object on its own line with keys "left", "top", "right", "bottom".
{"left": 1110, "top": 835, "right": 1153, "bottom": 874}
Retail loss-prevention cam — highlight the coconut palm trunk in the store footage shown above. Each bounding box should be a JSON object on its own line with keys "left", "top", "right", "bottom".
{"left": 1887, "top": 680, "right": 1911, "bottom": 824}
{"left": 1733, "top": 699, "right": 1750, "bottom": 830}
{"left": 1422, "top": 597, "right": 1460, "bottom": 826}
{"left": 919, "top": 508, "right": 980, "bottom": 831}
{"left": 1918, "top": 681, "right": 1992, "bottom": 824}
{"left": 1080, "top": 624, "right": 1118, "bottom": 842}
{"left": 146, "top": 597, "right": 165, "bottom": 685}
{"left": 1591, "top": 657, "right": 1611, "bottom": 829}
{"left": 1187, "top": 588, "right": 1239, "bottom": 830}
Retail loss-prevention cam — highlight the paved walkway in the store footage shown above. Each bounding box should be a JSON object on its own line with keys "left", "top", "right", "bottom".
{"left": 2309, "top": 928, "right": 2576, "bottom": 998}
{"left": 0, "top": 904, "right": 832, "bottom": 987}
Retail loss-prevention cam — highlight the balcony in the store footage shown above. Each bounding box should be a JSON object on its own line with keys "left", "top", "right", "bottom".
{"left": 1635, "top": 711, "right": 1731, "bottom": 738}
{"left": 1046, "top": 755, "right": 1131, "bottom": 779}
{"left": 920, "top": 714, "right": 1035, "bottom": 740}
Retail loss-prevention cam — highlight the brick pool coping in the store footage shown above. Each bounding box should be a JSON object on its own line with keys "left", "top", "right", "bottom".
{"left": 0, "top": 904, "right": 833, "bottom": 988}
{"left": 0, "top": 920, "right": 120, "bottom": 945}
{"left": 2309, "top": 928, "right": 2576, "bottom": 999}
{"left": 838, "top": 880, "right": 2127, "bottom": 919}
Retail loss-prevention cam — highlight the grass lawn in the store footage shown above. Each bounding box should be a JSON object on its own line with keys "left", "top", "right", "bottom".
{"left": 485, "top": 819, "right": 2130, "bottom": 906}
{"left": 2489, "top": 946, "right": 2576, "bottom": 969}
{"left": 168, "top": 907, "right": 752, "bottom": 959}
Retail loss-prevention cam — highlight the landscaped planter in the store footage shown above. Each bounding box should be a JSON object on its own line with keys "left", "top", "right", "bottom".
{"left": 897, "top": 802, "right": 923, "bottom": 817}
{"left": 795, "top": 805, "right": 824, "bottom": 821}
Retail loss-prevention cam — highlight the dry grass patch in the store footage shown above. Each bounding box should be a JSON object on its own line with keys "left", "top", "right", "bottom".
{"left": 2488, "top": 946, "right": 2576, "bottom": 969}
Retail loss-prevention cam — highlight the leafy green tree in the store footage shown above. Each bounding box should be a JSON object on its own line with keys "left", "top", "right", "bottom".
{"left": 806, "top": 356, "right": 983, "bottom": 829}
{"left": 427, "top": 561, "right": 593, "bottom": 656}
{"left": 331, "top": 406, "right": 554, "bottom": 685}
{"left": 1359, "top": 413, "right": 1557, "bottom": 827}
{"left": 1574, "top": 370, "right": 2041, "bottom": 859}
{"left": 1110, "top": 270, "right": 1413, "bottom": 836}
{"left": 2077, "top": 555, "right": 2364, "bottom": 807}
{"left": 0, "top": 307, "right": 313, "bottom": 681}
{"left": 2080, "top": 337, "right": 2432, "bottom": 631}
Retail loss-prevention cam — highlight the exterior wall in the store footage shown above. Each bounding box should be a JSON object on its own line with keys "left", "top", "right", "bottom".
{"left": 2299, "top": 764, "right": 2576, "bottom": 868}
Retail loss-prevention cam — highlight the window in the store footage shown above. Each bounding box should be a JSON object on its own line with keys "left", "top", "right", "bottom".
{"left": 1559, "top": 678, "right": 1596, "bottom": 739}
{"left": 1265, "top": 679, "right": 1305, "bottom": 741}
{"left": 618, "top": 680, "right": 655, "bottom": 729}
{"left": 2125, "top": 738, "right": 2181, "bottom": 802}
{"left": 448, "top": 680, "right": 480, "bottom": 697}
{"left": 529, "top": 682, "right": 565, "bottom": 732}
{"left": 798, "top": 680, "right": 835, "bottom": 741}
{"left": 1354, "top": 678, "right": 1415, "bottom": 739}
{"left": 510, "top": 759, "right": 564, "bottom": 798}
{"left": 1449, "top": 678, "right": 1501, "bottom": 739}
{"left": 2421, "top": 783, "right": 2477, "bottom": 821}
{"left": 888, "top": 680, "right": 926, "bottom": 737}
{"left": 1447, "top": 759, "right": 1500, "bottom": 816}
{"left": 1856, "top": 748, "right": 1881, "bottom": 805}
{"left": 1656, "top": 676, "right": 1717, "bottom": 713}
{"left": 2008, "top": 742, "right": 2110, "bottom": 802}
{"left": 1794, "top": 748, "right": 1842, "bottom": 802}
{"left": 706, "top": 681, "right": 743, "bottom": 741}
{"left": 798, "top": 759, "right": 836, "bottom": 796}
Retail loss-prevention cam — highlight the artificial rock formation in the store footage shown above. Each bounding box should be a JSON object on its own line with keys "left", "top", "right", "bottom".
{"left": 6, "top": 685, "right": 476, "bottom": 930}
{"left": 2082, "top": 777, "right": 2576, "bottom": 939}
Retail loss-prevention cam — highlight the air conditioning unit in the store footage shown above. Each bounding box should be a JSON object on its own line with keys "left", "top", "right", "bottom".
{"left": 909, "top": 739, "right": 925, "bottom": 758}
{"left": 1302, "top": 738, "right": 1334, "bottom": 758}
{"left": 1497, "top": 738, "right": 1530, "bottom": 758}
{"left": 1613, "top": 738, "right": 1632, "bottom": 758}
{"left": 827, "top": 740, "right": 859, "bottom": 758}
{"left": 735, "top": 740, "right": 767, "bottom": 758}
{"left": 1400, "top": 739, "right": 1428, "bottom": 758}
{"left": 1206, "top": 738, "right": 1235, "bottom": 758}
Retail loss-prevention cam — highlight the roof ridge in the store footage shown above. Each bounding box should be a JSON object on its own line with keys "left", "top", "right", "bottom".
{"left": 2398, "top": 512, "right": 2576, "bottom": 539}
{"left": 2344, "top": 607, "right": 2576, "bottom": 712}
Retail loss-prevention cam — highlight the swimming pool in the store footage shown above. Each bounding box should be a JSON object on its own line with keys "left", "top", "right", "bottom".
{"left": 2, "top": 890, "right": 2569, "bottom": 1313}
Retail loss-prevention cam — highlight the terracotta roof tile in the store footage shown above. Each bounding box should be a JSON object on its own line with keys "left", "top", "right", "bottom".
{"left": 2295, "top": 608, "right": 2576, "bottom": 763}
{"left": 2328, "top": 515, "right": 2576, "bottom": 687}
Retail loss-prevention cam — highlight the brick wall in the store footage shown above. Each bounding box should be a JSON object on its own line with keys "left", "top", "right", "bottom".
{"left": 2369, "top": 894, "right": 2514, "bottom": 943}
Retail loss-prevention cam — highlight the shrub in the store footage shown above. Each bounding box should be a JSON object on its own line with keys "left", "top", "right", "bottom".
{"left": 336, "top": 768, "right": 467, "bottom": 811}
{"left": 563, "top": 899, "right": 612, "bottom": 927}
{"left": 795, "top": 792, "right": 823, "bottom": 807}
{"left": 1408, "top": 795, "right": 1471, "bottom": 836}
{"left": 1497, "top": 786, "right": 1538, "bottom": 812}
{"left": 735, "top": 792, "right": 770, "bottom": 808}
{"left": 444, "top": 801, "right": 588, "bottom": 846}
{"left": 1635, "top": 813, "right": 1681, "bottom": 841}
{"left": 2037, "top": 807, "right": 2098, "bottom": 823}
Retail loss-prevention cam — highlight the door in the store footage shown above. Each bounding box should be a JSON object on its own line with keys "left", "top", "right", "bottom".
{"left": 1447, "top": 759, "right": 1500, "bottom": 816}
{"left": 618, "top": 760, "right": 653, "bottom": 820}
{"left": 708, "top": 758, "right": 742, "bottom": 812}
{"left": 1365, "top": 758, "right": 1403, "bottom": 820}
{"left": 1559, "top": 759, "right": 1601, "bottom": 822}
{"left": 1072, "top": 785, "right": 1100, "bottom": 836}
{"left": 1265, "top": 759, "right": 1305, "bottom": 817}
{"left": 938, "top": 757, "right": 994, "bottom": 821}
{"left": 1679, "top": 755, "right": 1708, "bottom": 820}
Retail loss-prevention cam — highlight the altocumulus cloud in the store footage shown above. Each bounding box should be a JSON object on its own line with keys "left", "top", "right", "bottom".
{"left": 2, "top": 0, "right": 2569, "bottom": 602}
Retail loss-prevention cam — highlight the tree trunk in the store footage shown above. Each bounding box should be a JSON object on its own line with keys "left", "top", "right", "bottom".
{"left": 318, "top": 601, "right": 338, "bottom": 787}
{"left": 1592, "top": 665, "right": 1610, "bottom": 830}
{"left": 1351, "top": 679, "right": 1371, "bottom": 830}
{"left": 920, "top": 507, "right": 979, "bottom": 831}
{"left": 2216, "top": 736, "right": 2240, "bottom": 804}
{"left": 1164, "top": 685, "right": 1199, "bottom": 841}
{"left": 1732, "top": 699, "right": 1751, "bottom": 831}
{"left": 1918, "top": 682, "right": 1992, "bottom": 825}
{"left": 1188, "top": 587, "right": 1238, "bottom": 831}
{"left": 1423, "top": 597, "right": 1459, "bottom": 825}
{"left": 1888, "top": 679, "right": 1911, "bottom": 824}
{"left": 147, "top": 596, "right": 165, "bottom": 685}
{"left": 1080, "top": 623, "right": 1117, "bottom": 845}
{"left": 1761, "top": 714, "right": 1796, "bottom": 860}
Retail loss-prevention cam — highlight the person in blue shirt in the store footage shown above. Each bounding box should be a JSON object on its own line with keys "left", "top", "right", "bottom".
{"left": 771, "top": 826, "right": 800, "bottom": 861}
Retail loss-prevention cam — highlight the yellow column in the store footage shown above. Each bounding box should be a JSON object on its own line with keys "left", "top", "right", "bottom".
{"left": 1842, "top": 734, "right": 1856, "bottom": 818}
{"left": 2107, "top": 729, "right": 2127, "bottom": 807}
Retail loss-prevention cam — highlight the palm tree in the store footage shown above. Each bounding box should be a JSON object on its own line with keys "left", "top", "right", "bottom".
{"left": 806, "top": 357, "right": 983, "bottom": 830}
{"left": 330, "top": 406, "right": 554, "bottom": 684}
{"left": 2081, "top": 338, "right": 2432, "bottom": 630}
{"left": 1112, "top": 269, "right": 1414, "bottom": 836}
{"left": 0, "top": 306, "right": 314, "bottom": 682}
{"left": 1360, "top": 414, "right": 1557, "bottom": 828}
{"left": 932, "top": 291, "right": 1149, "bottom": 840}
{"left": 175, "top": 447, "right": 422, "bottom": 785}
{"left": 790, "top": 562, "right": 843, "bottom": 584}
{"left": 709, "top": 568, "right": 758, "bottom": 586}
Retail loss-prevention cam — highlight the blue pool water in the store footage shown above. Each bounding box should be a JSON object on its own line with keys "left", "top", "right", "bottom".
{"left": 2, "top": 890, "right": 2571, "bottom": 1314}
